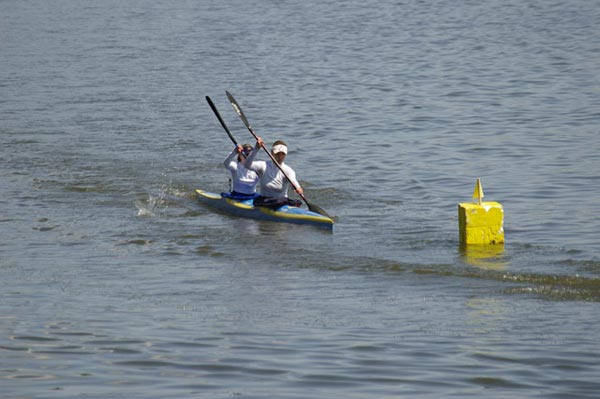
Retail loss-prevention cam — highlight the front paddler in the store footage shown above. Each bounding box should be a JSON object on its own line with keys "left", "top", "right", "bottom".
{"left": 243, "top": 137, "right": 304, "bottom": 209}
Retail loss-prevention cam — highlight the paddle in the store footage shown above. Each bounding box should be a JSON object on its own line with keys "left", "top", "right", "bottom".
{"left": 225, "top": 90, "right": 331, "bottom": 218}
{"left": 206, "top": 95, "right": 238, "bottom": 146}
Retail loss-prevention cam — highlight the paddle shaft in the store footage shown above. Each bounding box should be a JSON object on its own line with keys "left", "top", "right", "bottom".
{"left": 206, "top": 96, "right": 237, "bottom": 146}
{"left": 226, "top": 92, "right": 332, "bottom": 218}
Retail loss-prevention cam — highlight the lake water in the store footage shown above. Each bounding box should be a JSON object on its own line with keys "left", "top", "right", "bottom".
{"left": 1, "top": 0, "right": 599, "bottom": 398}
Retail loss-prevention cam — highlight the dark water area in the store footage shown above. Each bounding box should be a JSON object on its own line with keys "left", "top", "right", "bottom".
{"left": 1, "top": 0, "right": 599, "bottom": 398}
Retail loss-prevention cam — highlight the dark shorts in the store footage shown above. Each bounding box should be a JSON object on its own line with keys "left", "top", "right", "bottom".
{"left": 253, "top": 196, "right": 302, "bottom": 209}
{"left": 221, "top": 191, "right": 259, "bottom": 201}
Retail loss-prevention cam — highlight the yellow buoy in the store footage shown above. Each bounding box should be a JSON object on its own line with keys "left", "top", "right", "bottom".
{"left": 458, "top": 179, "right": 504, "bottom": 245}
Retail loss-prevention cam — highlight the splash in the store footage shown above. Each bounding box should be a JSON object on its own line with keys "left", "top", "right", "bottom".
{"left": 135, "top": 194, "right": 167, "bottom": 217}
{"left": 134, "top": 179, "right": 196, "bottom": 218}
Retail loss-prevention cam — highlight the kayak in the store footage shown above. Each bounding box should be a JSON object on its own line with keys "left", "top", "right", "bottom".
{"left": 195, "top": 189, "right": 334, "bottom": 230}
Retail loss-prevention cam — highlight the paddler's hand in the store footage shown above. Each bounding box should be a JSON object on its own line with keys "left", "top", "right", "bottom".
{"left": 295, "top": 187, "right": 304, "bottom": 196}
{"left": 236, "top": 144, "right": 244, "bottom": 154}
{"left": 256, "top": 137, "right": 264, "bottom": 148}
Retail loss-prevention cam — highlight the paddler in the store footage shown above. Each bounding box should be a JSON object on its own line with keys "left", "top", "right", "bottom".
{"left": 222, "top": 143, "right": 259, "bottom": 200}
{"left": 243, "top": 137, "right": 303, "bottom": 209}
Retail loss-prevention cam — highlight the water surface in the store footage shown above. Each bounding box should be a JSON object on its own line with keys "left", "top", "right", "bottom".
{"left": 1, "top": 0, "right": 599, "bottom": 398}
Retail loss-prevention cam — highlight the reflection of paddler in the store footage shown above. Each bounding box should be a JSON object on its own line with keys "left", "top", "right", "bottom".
{"left": 460, "top": 244, "right": 507, "bottom": 270}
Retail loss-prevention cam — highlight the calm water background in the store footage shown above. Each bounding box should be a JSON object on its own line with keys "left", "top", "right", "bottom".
{"left": 1, "top": 0, "right": 599, "bottom": 397}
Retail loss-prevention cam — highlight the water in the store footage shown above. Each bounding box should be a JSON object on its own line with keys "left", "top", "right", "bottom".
{"left": 1, "top": 0, "right": 599, "bottom": 397}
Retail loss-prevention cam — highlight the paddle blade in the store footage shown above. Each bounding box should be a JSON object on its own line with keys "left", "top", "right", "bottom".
{"left": 226, "top": 91, "right": 252, "bottom": 130}
{"left": 306, "top": 201, "right": 332, "bottom": 219}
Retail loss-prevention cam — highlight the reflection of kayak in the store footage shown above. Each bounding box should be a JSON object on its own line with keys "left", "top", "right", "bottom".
{"left": 195, "top": 189, "right": 334, "bottom": 230}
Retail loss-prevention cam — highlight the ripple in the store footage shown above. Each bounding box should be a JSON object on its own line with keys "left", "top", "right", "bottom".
{"left": 84, "top": 339, "right": 147, "bottom": 346}
{"left": 11, "top": 335, "right": 60, "bottom": 342}
{"left": 468, "top": 376, "right": 532, "bottom": 389}
{"left": 5, "top": 372, "right": 56, "bottom": 380}
{"left": 100, "top": 347, "right": 142, "bottom": 355}
{"left": 0, "top": 345, "right": 30, "bottom": 351}
{"left": 2, "top": 1, "right": 600, "bottom": 398}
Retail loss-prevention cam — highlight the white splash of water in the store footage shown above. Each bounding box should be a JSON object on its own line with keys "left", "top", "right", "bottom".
{"left": 135, "top": 194, "right": 166, "bottom": 217}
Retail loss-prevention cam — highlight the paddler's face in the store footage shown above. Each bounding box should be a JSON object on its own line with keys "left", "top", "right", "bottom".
{"left": 273, "top": 151, "right": 286, "bottom": 164}
{"left": 238, "top": 148, "right": 251, "bottom": 162}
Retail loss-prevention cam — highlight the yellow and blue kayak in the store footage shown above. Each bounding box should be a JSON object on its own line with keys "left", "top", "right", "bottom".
{"left": 195, "top": 189, "right": 333, "bottom": 230}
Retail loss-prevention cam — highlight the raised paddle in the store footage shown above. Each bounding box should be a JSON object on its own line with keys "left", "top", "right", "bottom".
{"left": 225, "top": 90, "right": 331, "bottom": 218}
{"left": 206, "top": 95, "right": 238, "bottom": 146}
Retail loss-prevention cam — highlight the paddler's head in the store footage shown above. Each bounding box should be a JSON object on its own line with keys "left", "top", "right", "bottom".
{"left": 238, "top": 144, "right": 252, "bottom": 162}
{"left": 271, "top": 140, "right": 288, "bottom": 164}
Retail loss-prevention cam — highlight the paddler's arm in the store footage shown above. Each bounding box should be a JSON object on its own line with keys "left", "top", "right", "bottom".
{"left": 223, "top": 146, "right": 241, "bottom": 171}
{"left": 242, "top": 137, "right": 263, "bottom": 170}
{"left": 285, "top": 166, "right": 303, "bottom": 196}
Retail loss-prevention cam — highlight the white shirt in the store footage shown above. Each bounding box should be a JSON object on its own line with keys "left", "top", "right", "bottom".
{"left": 223, "top": 149, "right": 259, "bottom": 194}
{"left": 244, "top": 148, "right": 300, "bottom": 198}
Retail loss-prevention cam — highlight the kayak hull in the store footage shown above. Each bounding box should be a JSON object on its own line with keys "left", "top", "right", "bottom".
{"left": 195, "top": 189, "right": 333, "bottom": 230}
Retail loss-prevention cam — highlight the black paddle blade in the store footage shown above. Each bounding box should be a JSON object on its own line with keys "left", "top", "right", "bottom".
{"left": 206, "top": 95, "right": 238, "bottom": 146}
{"left": 306, "top": 201, "right": 332, "bottom": 219}
{"left": 226, "top": 91, "right": 253, "bottom": 130}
